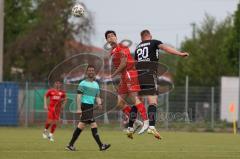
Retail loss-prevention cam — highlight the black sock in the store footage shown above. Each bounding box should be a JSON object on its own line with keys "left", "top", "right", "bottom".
{"left": 91, "top": 128, "right": 103, "bottom": 147}
{"left": 69, "top": 127, "right": 82, "bottom": 146}
{"left": 148, "top": 105, "right": 157, "bottom": 126}
{"left": 128, "top": 106, "right": 137, "bottom": 127}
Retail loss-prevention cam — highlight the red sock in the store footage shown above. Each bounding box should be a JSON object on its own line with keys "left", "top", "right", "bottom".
{"left": 136, "top": 103, "right": 148, "bottom": 121}
{"left": 122, "top": 105, "right": 131, "bottom": 117}
{"left": 50, "top": 124, "right": 57, "bottom": 134}
{"left": 45, "top": 123, "right": 50, "bottom": 129}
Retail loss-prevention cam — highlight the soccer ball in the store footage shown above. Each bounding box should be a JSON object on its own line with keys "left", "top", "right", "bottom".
{"left": 72, "top": 4, "right": 85, "bottom": 17}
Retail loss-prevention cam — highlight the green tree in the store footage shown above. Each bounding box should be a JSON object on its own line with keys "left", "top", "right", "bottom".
{"left": 4, "top": 0, "right": 38, "bottom": 46}
{"left": 225, "top": 3, "right": 240, "bottom": 75}
{"left": 175, "top": 14, "right": 233, "bottom": 86}
{"left": 4, "top": 0, "right": 94, "bottom": 81}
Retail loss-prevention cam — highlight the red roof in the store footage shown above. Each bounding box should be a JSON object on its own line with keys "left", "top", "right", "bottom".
{"left": 65, "top": 40, "right": 105, "bottom": 53}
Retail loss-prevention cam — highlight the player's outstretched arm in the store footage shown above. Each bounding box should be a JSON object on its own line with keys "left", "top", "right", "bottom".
{"left": 111, "top": 51, "right": 127, "bottom": 78}
{"left": 159, "top": 44, "right": 189, "bottom": 57}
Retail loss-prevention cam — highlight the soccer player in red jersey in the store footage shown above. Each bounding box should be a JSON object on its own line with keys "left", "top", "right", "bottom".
{"left": 104, "top": 30, "right": 149, "bottom": 138}
{"left": 42, "top": 81, "right": 67, "bottom": 141}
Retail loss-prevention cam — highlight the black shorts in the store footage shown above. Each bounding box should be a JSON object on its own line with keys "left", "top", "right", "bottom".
{"left": 138, "top": 71, "right": 158, "bottom": 96}
{"left": 80, "top": 103, "right": 95, "bottom": 124}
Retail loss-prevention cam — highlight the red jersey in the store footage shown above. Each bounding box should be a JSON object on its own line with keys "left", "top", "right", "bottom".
{"left": 111, "top": 44, "right": 136, "bottom": 73}
{"left": 45, "top": 89, "right": 66, "bottom": 108}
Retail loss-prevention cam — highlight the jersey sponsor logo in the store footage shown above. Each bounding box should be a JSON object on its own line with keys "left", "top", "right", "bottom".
{"left": 52, "top": 95, "right": 61, "bottom": 100}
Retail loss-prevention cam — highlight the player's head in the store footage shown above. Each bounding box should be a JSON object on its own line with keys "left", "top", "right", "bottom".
{"left": 140, "top": 29, "right": 152, "bottom": 41}
{"left": 86, "top": 65, "right": 95, "bottom": 79}
{"left": 54, "top": 81, "right": 62, "bottom": 90}
{"left": 105, "top": 30, "right": 117, "bottom": 46}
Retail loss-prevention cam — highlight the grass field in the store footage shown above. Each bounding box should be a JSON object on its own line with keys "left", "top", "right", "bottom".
{"left": 0, "top": 127, "right": 240, "bottom": 159}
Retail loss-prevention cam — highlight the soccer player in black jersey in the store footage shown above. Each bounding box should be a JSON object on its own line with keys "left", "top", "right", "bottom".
{"left": 134, "top": 29, "right": 189, "bottom": 139}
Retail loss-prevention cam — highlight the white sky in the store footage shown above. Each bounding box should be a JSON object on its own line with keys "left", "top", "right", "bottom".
{"left": 81, "top": 0, "right": 239, "bottom": 50}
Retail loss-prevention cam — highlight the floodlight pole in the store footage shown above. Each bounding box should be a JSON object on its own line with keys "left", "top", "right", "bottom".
{"left": 0, "top": 0, "right": 4, "bottom": 82}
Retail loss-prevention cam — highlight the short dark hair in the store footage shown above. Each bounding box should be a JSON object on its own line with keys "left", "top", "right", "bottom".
{"left": 87, "top": 64, "right": 95, "bottom": 70}
{"left": 105, "top": 30, "right": 116, "bottom": 39}
{"left": 140, "top": 29, "right": 151, "bottom": 37}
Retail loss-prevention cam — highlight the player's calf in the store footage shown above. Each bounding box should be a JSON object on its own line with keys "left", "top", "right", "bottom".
{"left": 148, "top": 105, "right": 157, "bottom": 127}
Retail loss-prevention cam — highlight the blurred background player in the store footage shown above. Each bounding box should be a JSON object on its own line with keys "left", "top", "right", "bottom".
{"left": 134, "top": 29, "right": 189, "bottom": 139}
{"left": 66, "top": 65, "right": 110, "bottom": 151}
{"left": 42, "top": 81, "right": 67, "bottom": 142}
{"left": 104, "top": 30, "right": 149, "bottom": 139}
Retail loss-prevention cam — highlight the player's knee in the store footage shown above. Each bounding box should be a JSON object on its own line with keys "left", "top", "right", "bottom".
{"left": 78, "top": 122, "right": 85, "bottom": 129}
{"left": 139, "top": 97, "right": 144, "bottom": 103}
{"left": 48, "top": 119, "right": 53, "bottom": 123}
{"left": 134, "top": 98, "right": 141, "bottom": 105}
{"left": 117, "top": 103, "right": 122, "bottom": 108}
{"left": 90, "top": 122, "right": 98, "bottom": 128}
{"left": 117, "top": 101, "right": 125, "bottom": 108}
{"left": 52, "top": 120, "right": 57, "bottom": 125}
{"left": 147, "top": 97, "right": 158, "bottom": 105}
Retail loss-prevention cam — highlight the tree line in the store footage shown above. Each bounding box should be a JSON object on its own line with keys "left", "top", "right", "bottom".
{"left": 4, "top": 1, "right": 240, "bottom": 86}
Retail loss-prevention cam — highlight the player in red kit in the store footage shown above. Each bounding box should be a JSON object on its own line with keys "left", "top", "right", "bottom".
{"left": 105, "top": 30, "right": 149, "bottom": 139}
{"left": 42, "top": 81, "right": 67, "bottom": 142}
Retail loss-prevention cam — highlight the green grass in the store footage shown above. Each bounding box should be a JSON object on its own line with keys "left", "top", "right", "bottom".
{"left": 0, "top": 127, "right": 240, "bottom": 159}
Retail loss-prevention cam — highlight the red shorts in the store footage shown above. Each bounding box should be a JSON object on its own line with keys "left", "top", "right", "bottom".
{"left": 118, "top": 70, "right": 141, "bottom": 95}
{"left": 47, "top": 107, "right": 60, "bottom": 120}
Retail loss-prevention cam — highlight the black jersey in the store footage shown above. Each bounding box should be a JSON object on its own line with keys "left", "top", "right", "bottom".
{"left": 135, "top": 39, "right": 163, "bottom": 62}
{"left": 135, "top": 39, "right": 163, "bottom": 73}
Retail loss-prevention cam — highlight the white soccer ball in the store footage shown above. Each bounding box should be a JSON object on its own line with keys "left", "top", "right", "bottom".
{"left": 72, "top": 4, "right": 85, "bottom": 17}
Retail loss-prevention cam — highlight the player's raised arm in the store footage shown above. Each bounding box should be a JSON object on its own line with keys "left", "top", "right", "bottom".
{"left": 111, "top": 51, "right": 127, "bottom": 78}
{"left": 158, "top": 44, "right": 189, "bottom": 57}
